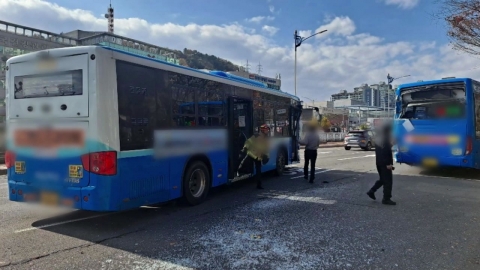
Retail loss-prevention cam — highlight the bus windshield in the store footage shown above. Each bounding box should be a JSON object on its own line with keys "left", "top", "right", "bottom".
{"left": 399, "top": 82, "right": 466, "bottom": 120}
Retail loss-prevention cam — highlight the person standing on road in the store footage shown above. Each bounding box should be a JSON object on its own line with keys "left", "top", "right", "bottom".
{"left": 301, "top": 122, "right": 320, "bottom": 183}
{"left": 367, "top": 124, "right": 396, "bottom": 205}
{"left": 241, "top": 124, "right": 271, "bottom": 189}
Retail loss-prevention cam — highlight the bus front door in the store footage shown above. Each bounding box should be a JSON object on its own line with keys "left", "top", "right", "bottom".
{"left": 290, "top": 104, "right": 302, "bottom": 163}
{"left": 227, "top": 97, "right": 253, "bottom": 181}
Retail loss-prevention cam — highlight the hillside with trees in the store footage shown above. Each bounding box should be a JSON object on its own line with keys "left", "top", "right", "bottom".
{"left": 175, "top": 48, "right": 240, "bottom": 71}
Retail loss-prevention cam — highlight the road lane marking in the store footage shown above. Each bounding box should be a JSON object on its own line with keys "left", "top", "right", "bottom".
{"left": 337, "top": 155, "right": 375, "bottom": 161}
{"left": 318, "top": 152, "right": 331, "bottom": 154}
{"left": 14, "top": 214, "right": 110, "bottom": 233}
{"left": 290, "top": 169, "right": 334, "bottom": 179}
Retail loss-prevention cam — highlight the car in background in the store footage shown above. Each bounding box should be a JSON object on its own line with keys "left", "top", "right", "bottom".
{"left": 344, "top": 130, "right": 375, "bottom": 151}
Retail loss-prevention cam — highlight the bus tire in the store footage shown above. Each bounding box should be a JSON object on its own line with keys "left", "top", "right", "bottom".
{"left": 183, "top": 161, "right": 211, "bottom": 206}
{"left": 275, "top": 148, "right": 287, "bottom": 176}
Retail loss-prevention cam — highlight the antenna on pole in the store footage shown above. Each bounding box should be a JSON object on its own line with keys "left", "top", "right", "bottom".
{"left": 104, "top": 1, "right": 114, "bottom": 33}
{"left": 244, "top": 60, "right": 250, "bottom": 73}
{"left": 257, "top": 62, "right": 263, "bottom": 75}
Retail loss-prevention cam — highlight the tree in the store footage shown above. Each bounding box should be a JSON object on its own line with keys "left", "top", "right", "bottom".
{"left": 359, "top": 123, "right": 369, "bottom": 130}
{"left": 320, "top": 117, "right": 331, "bottom": 132}
{"left": 441, "top": 0, "right": 480, "bottom": 55}
{"left": 178, "top": 58, "right": 188, "bottom": 66}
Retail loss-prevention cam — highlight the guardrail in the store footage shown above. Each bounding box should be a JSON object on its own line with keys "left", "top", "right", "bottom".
{"left": 301, "top": 132, "right": 347, "bottom": 143}
{"left": 319, "top": 132, "right": 347, "bottom": 142}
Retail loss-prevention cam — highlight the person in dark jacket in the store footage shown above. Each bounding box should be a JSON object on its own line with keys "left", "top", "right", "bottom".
{"left": 367, "top": 124, "right": 396, "bottom": 205}
{"left": 301, "top": 122, "right": 320, "bottom": 183}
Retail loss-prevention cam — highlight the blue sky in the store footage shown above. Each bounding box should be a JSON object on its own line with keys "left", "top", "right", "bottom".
{"left": 50, "top": 0, "right": 447, "bottom": 47}
{"left": 1, "top": 0, "right": 478, "bottom": 100}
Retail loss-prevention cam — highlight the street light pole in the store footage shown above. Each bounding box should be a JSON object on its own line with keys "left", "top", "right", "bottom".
{"left": 294, "top": 29, "right": 327, "bottom": 96}
{"left": 386, "top": 74, "right": 410, "bottom": 118}
{"left": 295, "top": 43, "right": 297, "bottom": 98}
{"left": 303, "top": 96, "right": 315, "bottom": 107}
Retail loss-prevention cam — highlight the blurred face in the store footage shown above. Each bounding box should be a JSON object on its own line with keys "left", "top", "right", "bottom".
{"left": 260, "top": 128, "right": 269, "bottom": 135}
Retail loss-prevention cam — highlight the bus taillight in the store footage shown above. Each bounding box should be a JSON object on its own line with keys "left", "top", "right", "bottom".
{"left": 5, "top": 151, "right": 15, "bottom": 169}
{"left": 466, "top": 137, "right": 473, "bottom": 155}
{"left": 81, "top": 151, "right": 117, "bottom": 176}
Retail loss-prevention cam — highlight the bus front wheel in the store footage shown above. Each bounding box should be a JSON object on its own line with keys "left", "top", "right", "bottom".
{"left": 183, "top": 161, "right": 211, "bottom": 206}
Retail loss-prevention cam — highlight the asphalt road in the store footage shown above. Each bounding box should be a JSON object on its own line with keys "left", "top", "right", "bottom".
{"left": 1, "top": 148, "right": 480, "bottom": 269}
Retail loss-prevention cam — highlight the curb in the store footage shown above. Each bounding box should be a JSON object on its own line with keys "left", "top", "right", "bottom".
{"left": 319, "top": 144, "right": 344, "bottom": 148}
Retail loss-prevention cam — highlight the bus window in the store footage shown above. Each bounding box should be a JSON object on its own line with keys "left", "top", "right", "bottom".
{"left": 474, "top": 82, "right": 480, "bottom": 138}
{"left": 14, "top": 70, "right": 83, "bottom": 99}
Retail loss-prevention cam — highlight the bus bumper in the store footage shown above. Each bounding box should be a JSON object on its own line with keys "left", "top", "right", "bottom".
{"left": 395, "top": 153, "right": 474, "bottom": 168}
{"left": 7, "top": 181, "right": 115, "bottom": 211}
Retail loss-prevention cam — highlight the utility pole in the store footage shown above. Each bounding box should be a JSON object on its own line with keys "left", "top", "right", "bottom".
{"left": 244, "top": 60, "right": 251, "bottom": 73}
{"left": 387, "top": 74, "right": 410, "bottom": 118}
{"left": 257, "top": 62, "right": 263, "bottom": 75}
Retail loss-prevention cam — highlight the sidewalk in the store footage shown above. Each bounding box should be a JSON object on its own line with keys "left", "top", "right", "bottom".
{"left": 300, "top": 142, "right": 344, "bottom": 149}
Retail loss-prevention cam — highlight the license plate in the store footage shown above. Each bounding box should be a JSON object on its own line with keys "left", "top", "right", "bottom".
{"left": 422, "top": 158, "right": 438, "bottom": 167}
{"left": 15, "top": 161, "right": 25, "bottom": 174}
{"left": 40, "top": 192, "right": 58, "bottom": 206}
{"left": 69, "top": 165, "right": 83, "bottom": 178}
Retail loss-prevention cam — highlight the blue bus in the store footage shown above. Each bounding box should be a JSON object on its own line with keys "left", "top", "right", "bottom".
{"left": 5, "top": 45, "right": 302, "bottom": 211}
{"left": 394, "top": 77, "right": 479, "bottom": 168}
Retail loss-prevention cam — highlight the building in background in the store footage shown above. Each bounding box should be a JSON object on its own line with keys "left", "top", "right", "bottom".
{"left": 370, "top": 82, "right": 398, "bottom": 109}
{"left": 331, "top": 84, "right": 382, "bottom": 107}
{"left": 311, "top": 101, "right": 333, "bottom": 108}
{"left": 331, "top": 88, "right": 364, "bottom": 102}
{"left": 228, "top": 67, "right": 281, "bottom": 91}
{"left": 330, "top": 81, "right": 400, "bottom": 112}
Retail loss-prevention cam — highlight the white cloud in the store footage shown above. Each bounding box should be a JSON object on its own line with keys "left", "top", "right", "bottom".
{"left": 419, "top": 41, "right": 436, "bottom": 51}
{"left": 383, "top": 0, "right": 420, "bottom": 9}
{"left": 315, "top": 17, "right": 356, "bottom": 38}
{"left": 298, "top": 30, "right": 312, "bottom": 38}
{"left": 262, "top": 25, "right": 279, "bottom": 36}
{"left": 0, "top": 0, "right": 478, "bottom": 102}
{"left": 246, "top": 16, "right": 275, "bottom": 23}
{"left": 269, "top": 5, "right": 275, "bottom": 13}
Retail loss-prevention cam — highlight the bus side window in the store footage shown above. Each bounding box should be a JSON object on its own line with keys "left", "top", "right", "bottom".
{"left": 474, "top": 82, "right": 480, "bottom": 138}
{"left": 116, "top": 61, "right": 157, "bottom": 151}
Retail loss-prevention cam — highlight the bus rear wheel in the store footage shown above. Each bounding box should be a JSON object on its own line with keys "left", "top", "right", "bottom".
{"left": 183, "top": 161, "right": 211, "bottom": 206}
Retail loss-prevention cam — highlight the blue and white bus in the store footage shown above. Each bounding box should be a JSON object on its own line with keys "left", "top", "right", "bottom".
{"left": 5, "top": 45, "right": 302, "bottom": 211}
{"left": 394, "top": 78, "right": 479, "bottom": 168}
